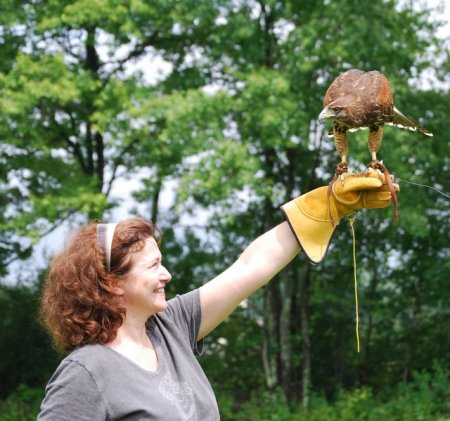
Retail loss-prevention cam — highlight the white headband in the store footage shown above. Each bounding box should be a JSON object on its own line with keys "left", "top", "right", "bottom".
{"left": 97, "top": 223, "right": 117, "bottom": 271}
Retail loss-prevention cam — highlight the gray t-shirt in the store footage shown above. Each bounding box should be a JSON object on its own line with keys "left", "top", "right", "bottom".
{"left": 38, "top": 289, "right": 220, "bottom": 420}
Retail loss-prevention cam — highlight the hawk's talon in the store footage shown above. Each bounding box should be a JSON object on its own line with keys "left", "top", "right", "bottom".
{"left": 368, "top": 160, "right": 385, "bottom": 179}
{"left": 335, "top": 162, "right": 349, "bottom": 176}
{"left": 369, "top": 160, "right": 379, "bottom": 170}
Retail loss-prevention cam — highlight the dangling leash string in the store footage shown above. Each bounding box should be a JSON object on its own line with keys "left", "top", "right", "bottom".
{"left": 344, "top": 177, "right": 448, "bottom": 354}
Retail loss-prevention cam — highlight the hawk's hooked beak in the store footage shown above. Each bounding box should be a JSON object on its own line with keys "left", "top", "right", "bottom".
{"left": 319, "top": 107, "right": 336, "bottom": 122}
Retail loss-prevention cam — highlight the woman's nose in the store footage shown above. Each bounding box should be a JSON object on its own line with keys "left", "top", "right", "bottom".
{"left": 161, "top": 265, "right": 172, "bottom": 283}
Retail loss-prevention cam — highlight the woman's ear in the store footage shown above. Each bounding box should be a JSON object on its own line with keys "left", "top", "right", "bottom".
{"left": 105, "top": 277, "right": 124, "bottom": 296}
{"left": 112, "top": 279, "right": 125, "bottom": 296}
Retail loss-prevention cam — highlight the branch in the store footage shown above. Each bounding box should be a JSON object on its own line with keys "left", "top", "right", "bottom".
{"left": 101, "top": 32, "right": 193, "bottom": 84}
{"left": 95, "top": 131, "right": 104, "bottom": 191}
{"left": 104, "top": 138, "right": 140, "bottom": 197}
{"left": 65, "top": 111, "right": 90, "bottom": 174}
{"left": 4, "top": 208, "right": 78, "bottom": 267}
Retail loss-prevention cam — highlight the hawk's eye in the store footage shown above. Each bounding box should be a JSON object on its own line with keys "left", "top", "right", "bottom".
{"left": 333, "top": 107, "right": 346, "bottom": 117}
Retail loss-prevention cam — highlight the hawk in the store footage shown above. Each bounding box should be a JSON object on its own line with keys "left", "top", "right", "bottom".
{"left": 319, "top": 69, "right": 433, "bottom": 173}
{"left": 319, "top": 69, "right": 433, "bottom": 222}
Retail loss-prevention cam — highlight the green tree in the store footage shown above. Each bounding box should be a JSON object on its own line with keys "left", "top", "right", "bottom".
{"left": 1, "top": 0, "right": 449, "bottom": 411}
{"left": 0, "top": 0, "right": 223, "bottom": 269}
{"left": 0, "top": 278, "right": 60, "bottom": 399}
{"left": 164, "top": 0, "right": 449, "bottom": 405}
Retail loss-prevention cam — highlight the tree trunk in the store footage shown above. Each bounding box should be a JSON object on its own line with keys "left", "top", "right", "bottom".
{"left": 359, "top": 254, "right": 379, "bottom": 385}
{"left": 300, "top": 265, "right": 311, "bottom": 410}
{"left": 259, "top": 140, "right": 284, "bottom": 388}
{"left": 151, "top": 177, "right": 162, "bottom": 223}
{"left": 279, "top": 270, "right": 293, "bottom": 399}
{"left": 262, "top": 283, "right": 279, "bottom": 390}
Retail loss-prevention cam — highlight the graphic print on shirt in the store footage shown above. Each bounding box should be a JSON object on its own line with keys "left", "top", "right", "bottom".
{"left": 158, "top": 372, "right": 196, "bottom": 420}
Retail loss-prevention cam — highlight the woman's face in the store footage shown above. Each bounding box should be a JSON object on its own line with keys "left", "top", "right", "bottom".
{"left": 119, "top": 237, "right": 172, "bottom": 319}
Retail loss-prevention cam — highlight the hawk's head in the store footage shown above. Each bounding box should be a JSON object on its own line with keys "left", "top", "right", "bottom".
{"left": 319, "top": 105, "right": 349, "bottom": 122}
{"left": 319, "top": 96, "right": 355, "bottom": 126}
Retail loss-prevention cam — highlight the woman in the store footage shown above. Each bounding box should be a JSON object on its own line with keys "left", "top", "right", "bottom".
{"left": 38, "top": 171, "right": 396, "bottom": 420}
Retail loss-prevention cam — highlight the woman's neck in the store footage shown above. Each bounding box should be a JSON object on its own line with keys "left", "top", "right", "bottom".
{"left": 111, "top": 314, "right": 151, "bottom": 347}
{"left": 107, "top": 317, "right": 158, "bottom": 371}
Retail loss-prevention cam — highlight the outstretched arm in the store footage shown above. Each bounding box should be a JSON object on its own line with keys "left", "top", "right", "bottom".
{"left": 198, "top": 221, "right": 300, "bottom": 340}
{"left": 197, "top": 170, "right": 397, "bottom": 340}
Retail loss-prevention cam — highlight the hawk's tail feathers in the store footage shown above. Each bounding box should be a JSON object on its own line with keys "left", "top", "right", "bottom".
{"left": 390, "top": 107, "right": 433, "bottom": 137}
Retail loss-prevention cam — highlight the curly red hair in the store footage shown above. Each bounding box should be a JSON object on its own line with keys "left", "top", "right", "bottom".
{"left": 39, "top": 217, "right": 160, "bottom": 353}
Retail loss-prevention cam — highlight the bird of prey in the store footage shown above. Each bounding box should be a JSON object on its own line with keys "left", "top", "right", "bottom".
{"left": 319, "top": 69, "right": 433, "bottom": 174}
{"left": 319, "top": 69, "right": 433, "bottom": 222}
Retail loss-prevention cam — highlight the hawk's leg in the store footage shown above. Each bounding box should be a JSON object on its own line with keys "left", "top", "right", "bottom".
{"left": 368, "top": 126, "right": 383, "bottom": 169}
{"left": 328, "top": 128, "right": 349, "bottom": 226}
{"left": 333, "top": 128, "right": 349, "bottom": 176}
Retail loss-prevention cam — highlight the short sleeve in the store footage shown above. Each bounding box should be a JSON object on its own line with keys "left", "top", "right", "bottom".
{"left": 162, "top": 289, "right": 203, "bottom": 355}
{"left": 38, "top": 359, "right": 108, "bottom": 421}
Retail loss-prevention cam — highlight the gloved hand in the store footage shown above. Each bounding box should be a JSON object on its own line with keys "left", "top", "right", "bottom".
{"left": 281, "top": 169, "right": 399, "bottom": 264}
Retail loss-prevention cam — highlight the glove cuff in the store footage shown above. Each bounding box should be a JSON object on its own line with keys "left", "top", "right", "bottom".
{"left": 281, "top": 192, "right": 338, "bottom": 264}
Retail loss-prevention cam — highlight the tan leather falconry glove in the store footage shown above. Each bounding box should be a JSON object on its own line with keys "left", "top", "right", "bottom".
{"left": 281, "top": 169, "right": 399, "bottom": 264}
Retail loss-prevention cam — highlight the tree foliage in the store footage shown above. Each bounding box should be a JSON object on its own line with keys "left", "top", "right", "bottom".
{"left": 1, "top": 0, "right": 449, "bottom": 415}
{"left": 0, "top": 278, "right": 59, "bottom": 400}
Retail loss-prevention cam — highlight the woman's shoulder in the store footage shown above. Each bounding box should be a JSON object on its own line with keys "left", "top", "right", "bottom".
{"left": 160, "top": 289, "right": 200, "bottom": 320}
{"left": 151, "top": 289, "right": 203, "bottom": 354}
{"left": 61, "top": 344, "right": 113, "bottom": 373}
{"left": 66, "top": 343, "right": 105, "bottom": 360}
{"left": 38, "top": 346, "right": 108, "bottom": 420}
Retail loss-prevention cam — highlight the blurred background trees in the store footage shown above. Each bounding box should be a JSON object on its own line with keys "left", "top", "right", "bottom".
{"left": 1, "top": 0, "right": 449, "bottom": 419}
